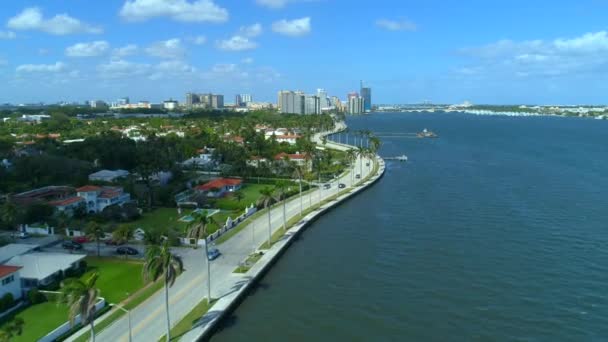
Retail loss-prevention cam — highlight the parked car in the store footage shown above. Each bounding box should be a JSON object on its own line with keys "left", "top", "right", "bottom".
{"left": 355, "top": 174, "right": 361, "bottom": 179}
{"left": 338, "top": 183, "right": 346, "bottom": 189}
{"left": 72, "top": 236, "right": 88, "bottom": 244}
{"left": 17, "top": 232, "right": 29, "bottom": 239}
{"left": 323, "top": 184, "right": 331, "bottom": 189}
{"left": 116, "top": 246, "right": 138, "bottom": 255}
{"left": 207, "top": 248, "right": 221, "bottom": 261}
{"left": 366, "top": 162, "right": 370, "bottom": 166}
{"left": 62, "top": 241, "right": 83, "bottom": 250}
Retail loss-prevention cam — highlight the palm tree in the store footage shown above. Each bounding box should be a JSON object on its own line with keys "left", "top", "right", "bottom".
{"left": 1, "top": 201, "right": 21, "bottom": 236}
{"left": 187, "top": 211, "right": 216, "bottom": 301}
{"left": 144, "top": 241, "right": 184, "bottom": 342}
{"left": 274, "top": 181, "right": 289, "bottom": 232}
{"left": 357, "top": 146, "right": 367, "bottom": 179}
{"left": 290, "top": 162, "right": 305, "bottom": 218}
{"left": 346, "top": 149, "right": 357, "bottom": 185}
{"left": 257, "top": 187, "right": 275, "bottom": 248}
{"left": 85, "top": 222, "right": 105, "bottom": 257}
{"left": 60, "top": 272, "right": 100, "bottom": 342}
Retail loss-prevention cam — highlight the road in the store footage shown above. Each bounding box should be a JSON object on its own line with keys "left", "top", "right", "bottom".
{"left": 70, "top": 123, "right": 376, "bottom": 342}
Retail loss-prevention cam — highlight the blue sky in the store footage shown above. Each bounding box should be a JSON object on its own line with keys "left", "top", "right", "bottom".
{"left": 2, "top": 0, "right": 608, "bottom": 105}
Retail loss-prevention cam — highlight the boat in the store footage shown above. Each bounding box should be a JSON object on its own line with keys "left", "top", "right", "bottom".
{"left": 417, "top": 128, "right": 438, "bottom": 138}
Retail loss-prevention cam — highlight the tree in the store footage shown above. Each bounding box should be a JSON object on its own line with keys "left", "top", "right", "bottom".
{"left": 290, "top": 162, "right": 305, "bottom": 218}
{"left": 0, "top": 201, "right": 21, "bottom": 232}
{"left": 187, "top": 211, "right": 216, "bottom": 301}
{"left": 144, "top": 241, "right": 183, "bottom": 342}
{"left": 112, "top": 225, "right": 134, "bottom": 259}
{"left": 233, "top": 190, "right": 244, "bottom": 204}
{"left": 346, "top": 149, "right": 357, "bottom": 185}
{"left": 257, "top": 187, "right": 275, "bottom": 248}
{"left": 60, "top": 272, "right": 100, "bottom": 342}
{"left": 85, "top": 222, "right": 105, "bottom": 257}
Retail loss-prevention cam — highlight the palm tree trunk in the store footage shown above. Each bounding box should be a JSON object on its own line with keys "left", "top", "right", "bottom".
{"left": 282, "top": 200, "right": 287, "bottom": 232}
{"left": 266, "top": 206, "right": 271, "bottom": 247}
{"left": 90, "top": 321, "right": 95, "bottom": 342}
{"left": 298, "top": 179, "right": 303, "bottom": 218}
{"left": 205, "top": 241, "right": 211, "bottom": 301}
{"left": 165, "top": 281, "right": 171, "bottom": 341}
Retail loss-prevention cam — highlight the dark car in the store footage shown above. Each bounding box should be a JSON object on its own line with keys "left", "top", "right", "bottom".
{"left": 355, "top": 174, "right": 361, "bottom": 179}
{"left": 62, "top": 241, "right": 83, "bottom": 250}
{"left": 338, "top": 183, "right": 346, "bottom": 189}
{"left": 207, "top": 248, "right": 221, "bottom": 261}
{"left": 323, "top": 183, "right": 331, "bottom": 189}
{"left": 116, "top": 246, "right": 139, "bottom": 255}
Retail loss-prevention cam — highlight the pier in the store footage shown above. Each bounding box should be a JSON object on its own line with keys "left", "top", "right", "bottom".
{"left": 384, "top": 155, "right": 408, "bottom": 161}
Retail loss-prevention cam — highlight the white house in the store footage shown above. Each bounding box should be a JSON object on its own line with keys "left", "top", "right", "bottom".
{"left": 0, "top": 244, "right": 40, "bottom": 264}
{"left": 0, "top": 266, "right": 22, "bottom": 301}
{"left": 88, "top": 169, "right": 130, "bottom": 182}
{"left": 76, "top": 186, "right": 131, "bottom": 214}
{"left": 275, "top": 134, "right": 301, "bottom": 145}
{"left": 48, "top": 196, "right": 85, "bottom": 215}
{"left": 6, "top": 252, "right": 86, "bottom": 289}
{"left": 195, "top": 178, "right": 243, "bottom": 198}
{"left": 182, "top": 148, "right": 215, "bottom": 168}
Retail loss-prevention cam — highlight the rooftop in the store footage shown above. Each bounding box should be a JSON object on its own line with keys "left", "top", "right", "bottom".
{"left": 0, "top": 243, "right": 40, "bottom": 264}
{"left": 76, "top": 185, "right": 102, "bottom": 193}
{"left": 0, "top": 265, "right": 21, "bottom": 278}
{"left": 196, "top": 178, "right": 243, "bottom": 191}
{"left": 6, "top": 252, "right": 86, "bottom": 281}
{"left": 49, "top": 196, "right": 84, "bottom": 207}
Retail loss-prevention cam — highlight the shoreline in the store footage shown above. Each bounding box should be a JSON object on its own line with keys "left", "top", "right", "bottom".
{"left": 180, "top": 124, "right": 386, "bottom": 342}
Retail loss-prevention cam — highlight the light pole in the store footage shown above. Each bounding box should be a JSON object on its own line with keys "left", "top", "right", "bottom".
{"left": 251, "top": 218, "right": 255, "bottom": 254}
{"left": 111, "top": 303, "right": 132, "bottom": 342}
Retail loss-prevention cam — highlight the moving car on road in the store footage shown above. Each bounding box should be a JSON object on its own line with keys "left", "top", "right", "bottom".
{"left": 323, "top": 184, "right": 331, "bottom": 189}
{"left": 356, "top": 174, "right": 361, "bottom": 179}
{"left": 62, "top": 241, "right": 83, "bottom": 250}
{"left": 338, "top": 183, "right": 346, "bottom": 189}
{"left": 116, "top": 246, "right": 138, "bottom": 255}
{"left": 207, "top": 248, "right": 221, "bottom": 260}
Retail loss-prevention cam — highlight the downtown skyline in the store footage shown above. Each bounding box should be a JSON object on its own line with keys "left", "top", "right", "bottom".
{"left": 3, "top": 0, "right": 608, "bottom": 105}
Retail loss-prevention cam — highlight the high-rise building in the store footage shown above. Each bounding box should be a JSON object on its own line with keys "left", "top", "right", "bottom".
{"left": 360, "top": 81, "right": 372, "bottom": 112}
{"left": 278, "top": 90, "right": 320, "bottom": 115}
{"left": 348, "top": 92, "right": 365, "bottom": 114}
{"left": 236, "top": 94, "right": 252, "bottom": 107}
{"left": 316, "top": 89, "right": 331, "bottom": 109}
{"left": 185, "top": 92, "right": 223, "bottom": 109}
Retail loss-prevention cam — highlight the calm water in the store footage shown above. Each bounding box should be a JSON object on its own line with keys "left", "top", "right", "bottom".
{"left": 212, "top": 112, "right": 608, "bottom": 341}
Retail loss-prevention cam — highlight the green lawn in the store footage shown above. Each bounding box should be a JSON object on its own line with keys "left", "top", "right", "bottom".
{"left": 212, "top": 184, "right": 267, "bottom": 210}
{"left": 125, "top": 207, "right": 189, "bottom": 233}
{"left": 83, "top": 257, "right": 146, "bottom": 304}
{"left": 1, "top": 302, "right": 68, "bottom": 342}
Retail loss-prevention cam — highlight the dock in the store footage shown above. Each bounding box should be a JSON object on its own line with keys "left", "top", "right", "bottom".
{"left": 383, "top": 155, "right": 408, "bottom": 161}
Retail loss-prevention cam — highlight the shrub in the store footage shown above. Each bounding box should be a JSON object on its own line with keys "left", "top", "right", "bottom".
{"left": 27, "top": 288, "right": 46, "bottom": 304}
{"left": 0, "top": 293, "right": 14, "bottom": 311}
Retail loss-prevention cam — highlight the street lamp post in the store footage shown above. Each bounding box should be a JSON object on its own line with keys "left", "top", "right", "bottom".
{"left": 111, "top": 303, "right": 132, "bottom": 342}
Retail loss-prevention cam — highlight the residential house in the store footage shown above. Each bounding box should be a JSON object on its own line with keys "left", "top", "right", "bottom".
{"left": 6, "top": 253, "right": 86, "bottom": 289}
{"left": 88, "top": 169, "right": 130, "bottom": 182}
{"left": 247, "top": 156, "right": 268, "bottom": 168}
{"left": 195, "top": 178, "right": 243, "bottom": 198}
{"left": 0, "top": 244, "right": 40, "bottom": 264}
{"left": 182, "top": 148, "right": 215, "bottom": 168}
{"left": 48, "top": 196, "right": 85, "bottom": 215}
{"left": 0, "top": 266, "right": 22, "bottom": 301}
{"left": 76, "top": 186, "right": 131, "bottom": 214}
{"left": 275, "top": 134, "right": 301, "bottom": 145}
{"left": 13, "top": 186, "right": 74, "bottom": 206}
{"left": 274, "top": 152, "right": 312, "bottom": 171}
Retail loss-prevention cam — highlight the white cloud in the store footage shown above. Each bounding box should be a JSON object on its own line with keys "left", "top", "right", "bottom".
{"left": 256, "top": 0, "right": 289, "bottom": 9}
{"left": 119, "top": 0, "right": 228, "bottom": 23}
{"left": 217, "top": 35, "right": 257, "bottom": 51}
{"left": 376, "top": 19, "right": 417, "bottom": 32}
{"left": 112, "top": 44, "right": 139, "bottom": 57}
{"left": 458, "top": 31, "right": 608, "bottom": 79}
{"left": 66, "top": 41, "right": 110, "bottom": 57}
{"left": 7, "top": 7, "right": 102, "bottom": 35}
{"left": 98, "top": 59, "right": 150, "bottom": 79}
{"left": 240, "top": 23, "right": 263, "bottom": 37}
{"left": 272, "top": 17, "right": 310, "bottom": 37}
{"left": 241, "top": 57, "right": 254, "bottom": 64}
{"left": 146, "top": 38, "right": 185, "bottom": 59}
{"left": 0, "top": 31, "right": 16, "bottom": 40}
{"left": 16, "top": 62, "right": 67, "bottom": 73}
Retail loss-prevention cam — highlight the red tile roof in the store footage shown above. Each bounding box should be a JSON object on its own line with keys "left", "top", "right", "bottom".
{"left": 49, "top": 196, "right": 84, "bottom": 207}
{"left": 76, "top": 185, "right": 101, "bottom": 192}
{"left": 99, "top": 190, "right": 121, "bottom": 199}
{"left": 274, "top": 153, "right": 308, "bottom": 160}
{"left": 196, "top": 178, "right": 242, "bottom": 191}
{"left": 0, "top": 265, "right": 21, "bottom": 278}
